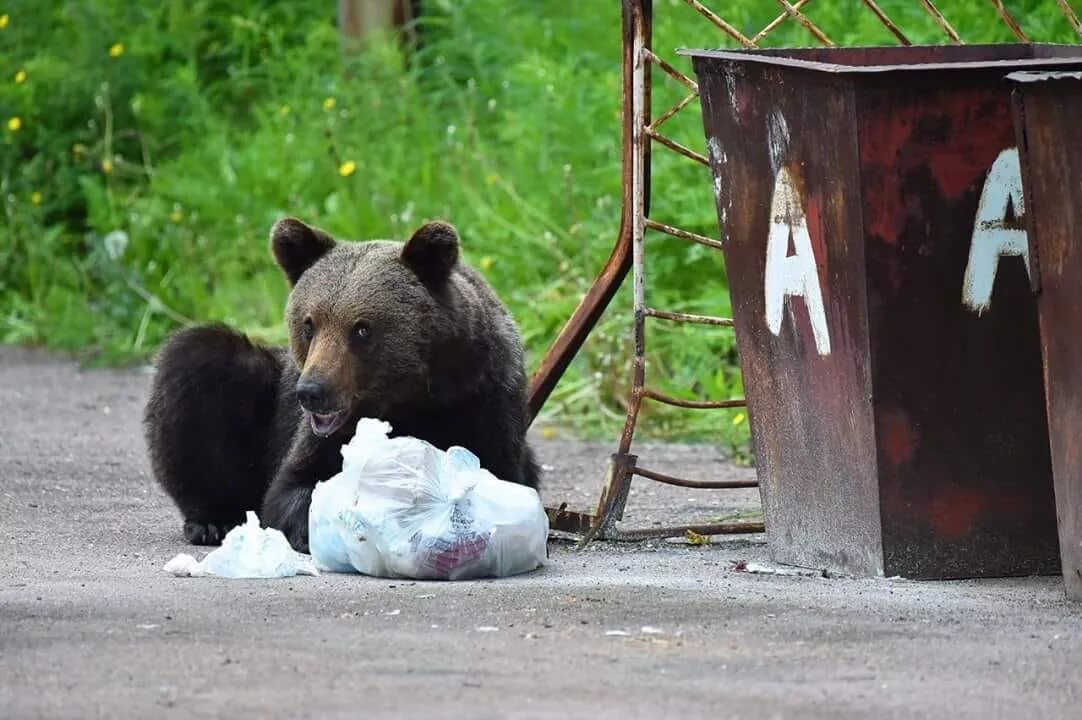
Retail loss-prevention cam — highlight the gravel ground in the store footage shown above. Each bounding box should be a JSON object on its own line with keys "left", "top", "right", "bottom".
{"left": 1, "top": 345, "right": 1079, "bottom": 720}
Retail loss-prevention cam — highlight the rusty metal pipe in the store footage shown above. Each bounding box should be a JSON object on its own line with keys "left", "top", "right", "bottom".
{"left": 645, "top": 127, "right": 710, "bottom": 166}
{"left": 651, "top": 92, "right": 700, "bottom": 133}
{"left": 644, "top": 307, "right": 734, "bottom": 326}
{"left": 860, "top": 0, "right": 912, "bottom": 45}
{"left": 633, "top": 466, "right": 758, "bottom": 489}
{"left": 612, "top": 521, "right": 765, "bottom": 541}
{"left": 988, "top": 0, "right": 1030, "bottom": 43}
{"left": 641, "top": 387, "right": 745, "bottom": 410}
{"left": 774, "top": 0, "right": 835, "bottom": 46}
{"left": 644, "top": 218, "right": 725, "bottom": 250}
{"left": 1056, "top": 0, "right": 1082, "bottom": 38}
{"left": 752, "top": 0, "right": 812, "bottom": 44}
{"left": 643, "top": 49, "right": 699, "bottom": 92}
{"left": 920, "top": 0, "right": 963, "bottom": 43}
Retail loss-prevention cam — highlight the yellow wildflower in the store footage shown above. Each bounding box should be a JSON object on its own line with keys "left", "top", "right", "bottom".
{"left": 169, "top": 209, "right": 183, "bottom": 223}
{"left": 0, "top": 15, "right": 8, "bottom": 29}
{"left": 338, "top": 160, "right": 357, "bottom": 177}
{"left": 7, "top": 116, "right": 21, "bottom": 132}
{"left": 479, "top": 256, "right": 494, "bottom": 272}
{"left": 732, "top": 412, "right": 747, "bottom": 426}
{"left": 30, "top": 191, "right": 42, "bottom": 205}
{"left": 72, "top": 143, "right": 87, "bottom": 158}
{"left": 279, "top": 104, "right": 291, "bottom": 116}
{"left": 101, "top": 158, "right": 114, "bottom": 174}
{"left": 541, "top": 427, "right": 557, "bottom": 439}
{"left": 109, "top": 42, "right": 124, "bottom": 58}
{"left": 322, "top": 97, "right": 336, "bottom": 111}
{"left": 14, "top": 69, "right": 26, "bottom": 84}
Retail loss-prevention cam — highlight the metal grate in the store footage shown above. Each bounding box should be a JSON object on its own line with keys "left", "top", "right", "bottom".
{"left": 528, "top": 0, "right": 1082, "bottom": 542}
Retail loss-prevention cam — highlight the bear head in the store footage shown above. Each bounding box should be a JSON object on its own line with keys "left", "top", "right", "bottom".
{"left": 270, "top": 217, "right": 477, "bottom": 438}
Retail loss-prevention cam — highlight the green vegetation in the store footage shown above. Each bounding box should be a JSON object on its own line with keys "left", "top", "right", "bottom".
{"left": 1, "top": 0, "right": 1077, "bottom": 448}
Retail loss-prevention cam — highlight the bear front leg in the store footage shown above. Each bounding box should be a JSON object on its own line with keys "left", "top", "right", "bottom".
{"left": 262, "top": 471, "right": 313, "bottom": 553}
{"left": 261, "top": 428, "right": 338, "bottom": 553}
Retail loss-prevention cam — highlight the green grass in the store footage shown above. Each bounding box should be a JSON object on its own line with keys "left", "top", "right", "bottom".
{"left": 1, "top": 0, "right": 1078, "bottom": 450}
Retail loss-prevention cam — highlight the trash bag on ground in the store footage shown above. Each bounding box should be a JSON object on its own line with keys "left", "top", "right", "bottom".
{"left": 164, "top": 511, "right": 319, "bottom": 578}
{"left": 308, "top": 418, "right": 548, "bottom": 580}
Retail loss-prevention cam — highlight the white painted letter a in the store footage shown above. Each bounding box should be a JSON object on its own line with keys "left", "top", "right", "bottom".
{"left": 764, "top": 167, "right": 831, "bottom": 356}
{"left": 961, "top": 147, "right": 1030, "bottom": 315}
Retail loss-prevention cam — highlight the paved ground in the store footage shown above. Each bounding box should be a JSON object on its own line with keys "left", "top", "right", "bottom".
{"left": 1, "top": 345, "right": 1080, "bottom": 719}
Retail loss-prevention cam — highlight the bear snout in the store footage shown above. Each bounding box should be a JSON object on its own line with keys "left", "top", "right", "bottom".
{"left": 296, "top": 379, "right": 335, "bottom": 413}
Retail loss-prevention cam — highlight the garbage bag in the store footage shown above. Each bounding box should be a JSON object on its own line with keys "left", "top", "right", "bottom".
{"left": 164, "top": 511, "right": 319, "bottom": 578}
{"left": 308, "top": 418, "right": 548, "bottom": 580}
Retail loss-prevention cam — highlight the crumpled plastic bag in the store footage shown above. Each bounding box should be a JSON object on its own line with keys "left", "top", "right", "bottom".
{"left": 308, "top": 418, "right": 548, "bottom": 580}
{"left": 164, "top": 511, "right": 319, "bottom": 578}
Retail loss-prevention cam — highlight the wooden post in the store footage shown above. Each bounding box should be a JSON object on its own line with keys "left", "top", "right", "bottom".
{"left": 338, "top": 0, "right": 418, "bottom": 52}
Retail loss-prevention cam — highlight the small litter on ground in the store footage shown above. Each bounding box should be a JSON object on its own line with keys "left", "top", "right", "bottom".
{"left": 163, "top": 511, "right": 318, "bottom": 579}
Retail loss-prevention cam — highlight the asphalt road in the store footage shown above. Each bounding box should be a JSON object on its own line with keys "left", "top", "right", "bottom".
{"left": 1, "top": 345, "right": 1080, "bottom": 719}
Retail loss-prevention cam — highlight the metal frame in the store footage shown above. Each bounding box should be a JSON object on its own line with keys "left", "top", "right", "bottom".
{"left": 528, "top": 0, "right": 1082, "bottom": 542}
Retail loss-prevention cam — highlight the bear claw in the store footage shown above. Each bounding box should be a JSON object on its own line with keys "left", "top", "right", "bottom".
{"left": 183, "top": 520, "right": 231, "bottom": 546}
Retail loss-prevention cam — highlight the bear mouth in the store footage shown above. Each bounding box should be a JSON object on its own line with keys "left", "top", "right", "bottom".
{"left": 309, "top": 410, "right": 348, "bottom": 437}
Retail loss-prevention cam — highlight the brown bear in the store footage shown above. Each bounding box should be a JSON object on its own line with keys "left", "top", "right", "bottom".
{"left": 143, "top": 218, "right": 540, "bottom": 552}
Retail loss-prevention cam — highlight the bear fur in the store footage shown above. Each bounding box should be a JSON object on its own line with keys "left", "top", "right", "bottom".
{"left": 143, "top": 218, "right": 540, "bottom": 552}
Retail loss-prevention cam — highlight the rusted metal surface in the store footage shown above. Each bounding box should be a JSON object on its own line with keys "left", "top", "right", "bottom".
{"left": 692, "top": 44, "right": 1082, "bottom": 73}
{"left": 1010, "top": 70, "right": 1082, "bottom": 601}
{"left": 694, "top": 51, "right": 884, "bottom": 576}
{"left": 531, "top": 1, "right": 1082, "bottom": 546}
{"left": 689, "top": 44, "right": 1082, "bottom": 578}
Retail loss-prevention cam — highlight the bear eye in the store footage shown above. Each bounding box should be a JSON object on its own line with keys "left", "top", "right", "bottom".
{"left": 353, "top": 321, "right": 371, "bottom": 343}
{"left": 301, "top": 317, "right": 314, "bottom": 341}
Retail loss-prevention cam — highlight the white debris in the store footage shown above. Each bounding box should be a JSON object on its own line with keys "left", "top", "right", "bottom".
{"left": 163, "top": 511, "right": 319, "bottom": 579}
{"left": 742, "top": 562, "right": 823, "bottom": 577}
{"left": 308, "top": 418, "right": 548, "bottom": 580}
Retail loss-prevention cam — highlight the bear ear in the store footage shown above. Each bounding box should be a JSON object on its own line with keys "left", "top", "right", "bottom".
{"left": 401, "top": 221, "right": 460, "bottom": 285}
{"left": 270, "top": 218, "right": 336, "bottom": 286}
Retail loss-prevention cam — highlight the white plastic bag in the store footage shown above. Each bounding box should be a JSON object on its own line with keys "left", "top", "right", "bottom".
{"left": 308, "top": 418, "right": 548, "bottom": 580}
{"left": 164, "top": 511, "right": 319, "bottom": 578}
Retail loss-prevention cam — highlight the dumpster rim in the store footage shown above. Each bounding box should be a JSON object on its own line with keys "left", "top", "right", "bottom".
{"left": 1007, "top": 70, "right": 1082, "bottom": 83}
{"left": 679, "top": 44, "right": 1082, "bottom": 75}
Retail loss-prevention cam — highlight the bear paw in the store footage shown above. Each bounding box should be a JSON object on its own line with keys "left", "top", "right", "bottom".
{"left": 183, "top": 519, "right": 234, "bottom": 546}
{"left": 284, "top": 526, "right": 309, "bottom": 555}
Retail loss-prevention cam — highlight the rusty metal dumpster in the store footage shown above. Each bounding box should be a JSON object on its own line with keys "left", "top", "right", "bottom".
{"left": 684, "top": 44, "right": 1082, "bottom": 579}
{"left": 1010, "top": 70, "right": 1082, "bottom": 601}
